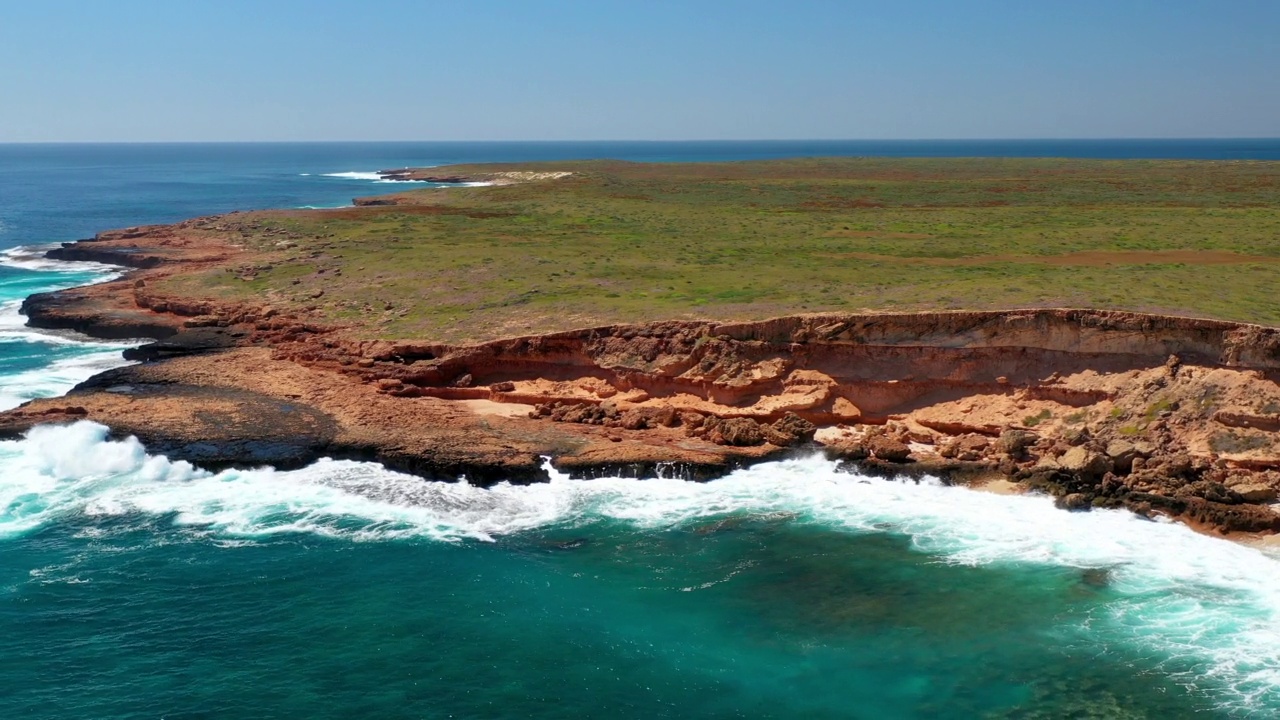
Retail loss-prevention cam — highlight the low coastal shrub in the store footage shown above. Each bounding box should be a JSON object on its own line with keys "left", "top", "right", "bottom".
{"left": 160, "top": 157, "right": 1280, "bottom": 343}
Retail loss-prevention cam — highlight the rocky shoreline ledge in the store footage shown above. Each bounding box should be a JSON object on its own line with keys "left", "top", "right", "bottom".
{"left": 10, "top": 219, "right": 1280, "bottom": 535}
{"left": 349, "top": 168, "right": 576, "bottom": 193}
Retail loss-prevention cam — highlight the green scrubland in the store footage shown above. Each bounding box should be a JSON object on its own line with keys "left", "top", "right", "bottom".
{"left": 163, "top": 158, "right": 1280, "bottom": 342}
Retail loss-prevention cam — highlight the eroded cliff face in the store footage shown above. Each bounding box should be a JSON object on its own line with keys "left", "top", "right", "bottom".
{"left": 11, "top": 222, "right": 1280, "bottom": 535}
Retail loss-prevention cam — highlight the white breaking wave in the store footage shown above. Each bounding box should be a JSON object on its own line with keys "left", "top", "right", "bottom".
{"left": 0, "top": 423, "right": 206, "bottom": 537}
{"left": 321, "top": 171, "right": 386, "bottom": 181}
{"left": 2, "top": 422, "right": 1280, "bottom": 710}
{"left": 0, "top": 350, "right": 138, "bottom": 412}
{"left": 0, "top": 298, "right": 138, "bottom": 347}
{"left": 372, "top": 180, "right": 496, "bottom": 186}
{"left": 0, "top": 247, "right": 140, "bottom": 410}
{"left": 0, "top": 245, "right": 123, "bottom": 277}
{"left": 319, "top": 171, "right": 490, "bottom": 186}
{"left": 323, "top": 172, "right": 428, "bottom": 185}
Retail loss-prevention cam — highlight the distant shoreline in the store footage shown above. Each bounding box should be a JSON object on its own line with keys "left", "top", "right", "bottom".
{"left": 4, "top": 138, "right": 1280, "bottom": 162}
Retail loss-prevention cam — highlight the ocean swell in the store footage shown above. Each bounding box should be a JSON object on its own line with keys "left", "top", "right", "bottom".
{"left": 321, "top": 171, "right": 388, "bottom": 181}
{"left": 0, "top": 246, "right": 123, "bottom": 276}
{"left": 0, "top": 248, "right": 139, "bottom": 410}
{"left": 320, "top": 170, "right": 427, "bottom": 183}
{"left": 1, "top": 421, "right": 1280, "bottom": 710}
{"left": 318, "top": 170, "right": 490, "bottom": 185}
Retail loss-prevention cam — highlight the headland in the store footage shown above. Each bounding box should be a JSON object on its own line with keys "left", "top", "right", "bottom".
{"left": 8, "top": 157, "right": 1280, "bottom": 534}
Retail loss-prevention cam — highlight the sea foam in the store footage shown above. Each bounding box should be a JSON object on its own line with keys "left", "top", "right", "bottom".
{"left": 319, "top": 170, "right": 478, "bottom": 185}
{"left": 0, "top": 249, "right": 139, "bottom": 410}
{"left": 2, "top": 421, "right": 1280, "bottom": 710}
{"left": 320, "top": 170, "right": 428, "bottom": 184}
{"left": 321, "top": 171, "right": 387, "bottom": 181}
{"left": 0, "top": 246, "right": 123, "bottom": 277}
{"left": 0, "top": 350, "right": 139, "bottom": 411}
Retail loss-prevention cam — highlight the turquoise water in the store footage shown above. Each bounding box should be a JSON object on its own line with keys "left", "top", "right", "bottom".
{"left": 2, "top": 141, "right": 1280, "bottom": 718}
{"left": 0, "top": 253, "right": 137, "bottom": 411}
{"left": 3, "top": 436, "right": 1279, "bottom": 718}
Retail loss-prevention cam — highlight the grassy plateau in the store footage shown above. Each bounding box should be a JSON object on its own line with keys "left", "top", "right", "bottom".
{"left": 160, "top": 158, "right": 1280, "bottom": 342}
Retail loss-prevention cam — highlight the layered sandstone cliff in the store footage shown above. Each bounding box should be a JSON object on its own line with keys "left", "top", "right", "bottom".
{"left": 9, "top": 220, "right": 1280, "bottom": 535}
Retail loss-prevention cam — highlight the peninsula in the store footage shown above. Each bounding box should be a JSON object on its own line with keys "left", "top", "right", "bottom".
{"left": 8, "top": 157, "right": 1280, "bottom": 534}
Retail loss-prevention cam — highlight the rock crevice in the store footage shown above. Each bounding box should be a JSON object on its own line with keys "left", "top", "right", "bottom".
{"left": 11, "top": 221, "right": 1280, "bottom": 536}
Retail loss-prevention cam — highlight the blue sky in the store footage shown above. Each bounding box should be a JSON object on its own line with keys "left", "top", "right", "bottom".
{"left": 1, "top": 0, "right": 1276, "bottom": 141}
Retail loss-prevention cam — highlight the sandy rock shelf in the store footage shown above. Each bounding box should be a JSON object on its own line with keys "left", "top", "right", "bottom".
{"left": 12, "top": 213, "right": 1280, "bottom": 536}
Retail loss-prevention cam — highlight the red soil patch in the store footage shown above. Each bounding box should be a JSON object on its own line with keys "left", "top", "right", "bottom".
{"left": 820, "top": 250, "right": 1280, "bottom": 267}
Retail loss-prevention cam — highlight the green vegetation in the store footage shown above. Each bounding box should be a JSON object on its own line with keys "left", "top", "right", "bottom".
{"left": 1022, "top": 409, "right": 1053, "bottom": 427}
{"left": 1143, "top": 398, "right": 1176, "bottom": 421}
{"left": 1209, "top": 430, "right": 1272, "bottom": 454}
{"left": 163, "top": 158, "right": 1280, "bottom": 342}
{"left": 1062, "top": 410, "right": 1088, "bottom": 425}
{"left": 1194, "top": 386, "right": 1222, "bottom": 416}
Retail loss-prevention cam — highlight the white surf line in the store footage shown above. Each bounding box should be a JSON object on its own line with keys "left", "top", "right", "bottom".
{"left": 0, "top": 245, "right": 124, "bottom": 278}
{"left": 1, "top": 427, "right": 1278, "bottom": 711}
{"left": 317, "top": 169, "right": 487, "bottom": 186}
{"left": 0, "top": 245, "right": 142, "bottom": 410}
{"left": 320, "top": 171, "right": 386, "bottom": 181}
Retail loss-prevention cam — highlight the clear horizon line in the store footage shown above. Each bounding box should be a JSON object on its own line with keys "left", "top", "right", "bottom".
{"left": 3, "top": 137, "right": 1280, "bottom": 146}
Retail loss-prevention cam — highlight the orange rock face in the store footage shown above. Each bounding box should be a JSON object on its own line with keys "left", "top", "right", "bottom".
{"left": 10, "top": 221, "right": 1280, "bottom": 535}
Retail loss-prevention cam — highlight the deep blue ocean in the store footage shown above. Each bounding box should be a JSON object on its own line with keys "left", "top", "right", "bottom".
{"left": 2, "top": 140, "right": 1280, "bottom": 719}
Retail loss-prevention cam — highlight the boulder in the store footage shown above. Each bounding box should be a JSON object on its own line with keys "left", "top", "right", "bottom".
{"left": 1156, "top": 453, "right": 1194, "bottom": 478}
{"left": 560, "top": 405, "right": 595, "bottom": 424}
{"left": 1058, "top": 446, "right": 1113, "bottom": 478}
{"left": 868, "top": 436, "right": 912, "bottom": 463}
{"left": 1104, "top": 439, "right": 1153, "bottom": 474}
{"left": 680, "top": 411, "right": 706, "bottom": 430}
{"left": 940, "top": 434, "right": 988, "bottom": 460}
{"left": 995, "top": 429, "right": 1037, "bottom": 457}
{"left": 620, "top": 406, "right": 681, "bottom": 431}
{"left": 619, "top": 409, "right": 651, "bottom": 430}
{"left": 710, "top": 418, "right": 765, "bottom": 447}
{"left": 1034, "top": 454, "right": 1061, "bottom": 471}
{"left": 1179, "top": 496, "right": 1280, "bottom": 533}
{"left": 1056, "top": 492, "right": 1092, "bottom": 511}
{"left": 904, "top": 428, "right": 935, "bottom": 445}
{"left": 824, "top": 441, "right": 869, "bottom": 461}
{"left": 1062, "top": 426, "right": 1092, "bottom": 447}
{"left": 765, "top": 412, "right": 817, "bottom": 446}
{"left": 952, "top": 434, "right": 990, "bottom": 461}
{"left": 1232, "top": 483, "right": 1278, "bottom": 504}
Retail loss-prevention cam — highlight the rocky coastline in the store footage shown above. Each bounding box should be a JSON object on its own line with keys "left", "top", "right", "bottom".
{"left": 9, "top": 218, "right": 1280, "bottom": 536}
